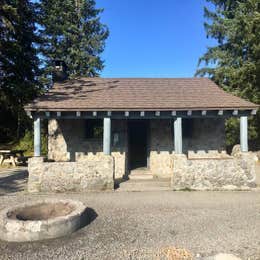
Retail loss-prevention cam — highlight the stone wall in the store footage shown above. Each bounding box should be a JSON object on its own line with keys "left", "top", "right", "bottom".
{"left": 149, "top": 118, "right": 225, "bottom": 177}
{"left": 28, "top": 156, "right": 114, "bottom": 193}
{"left": 171, "top": 153, "right": 256, "bottom": 190}
{"left": 182, "top": 118, "right": 226, "bottom": 153}
{"left": 149, "top": 120, "right": 174, "bottom": 177}
{"left": 48, "top": 118, "right": 226, "bottom": 179}
{"left": 48, "top": 119, "right": 127, "bottom": 179}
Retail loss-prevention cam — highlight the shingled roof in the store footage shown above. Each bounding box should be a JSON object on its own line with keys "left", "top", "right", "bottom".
{"left": 25, "top": 78, "right": 258, "bottom": 111}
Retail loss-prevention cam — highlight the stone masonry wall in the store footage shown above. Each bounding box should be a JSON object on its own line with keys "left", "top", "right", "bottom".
{"left": 149, "top": 118, "right": 225, "bottom": 177}
{"left": 28, "top": 156, "right": 114, "bottom": 192}
{"left": 171, "top": 153, "right": 256, "bottom": 190}
{"left": 48, "top": 119, "right": 127, "bottom": 179}
{"left": 48, "top": 118, "right": 225, "bottom": 179}
{"left": 149, "top": 120, "right": 174, "bottom": 177}
{"left": 182, "top": 118, "right": 226, "bottom": 153}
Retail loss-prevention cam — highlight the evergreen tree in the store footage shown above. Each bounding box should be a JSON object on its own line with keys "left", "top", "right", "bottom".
{"left": 0, "top": 0, "right": 42, "bottom": 141}
{"left": 39, "top": 0, "right": 109, "bottom": 82}
{"left": 196, "top": 0, "right": 260, "bottom": 149}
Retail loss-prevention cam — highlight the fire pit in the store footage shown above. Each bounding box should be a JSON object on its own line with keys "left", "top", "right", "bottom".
{"left": 0, "top": 199, "right": 87, "bottom": 242}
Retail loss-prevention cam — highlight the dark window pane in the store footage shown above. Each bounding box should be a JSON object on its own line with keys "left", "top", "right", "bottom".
{"left": 85, "top": 120, "right": 103, "bottom": 139}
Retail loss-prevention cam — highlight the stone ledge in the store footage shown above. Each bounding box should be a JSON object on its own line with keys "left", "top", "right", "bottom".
{"left": 28, "top": 156, "right": 114, "bottom": 193}
{"left": 171, "top": 153, "right": 256, "bottom": 190}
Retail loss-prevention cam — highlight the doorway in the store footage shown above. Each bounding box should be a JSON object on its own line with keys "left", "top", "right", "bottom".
{"left": 128, "top": 120, "right": 149, "bottom": 170}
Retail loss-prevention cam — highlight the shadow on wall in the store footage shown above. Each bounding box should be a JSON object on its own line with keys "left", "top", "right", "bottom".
{"left": 182, "top": 118, "right": 226, "bottom": 154}
{"left": 49, "top": 118, "right": 226, "bottom": 162}
{"left": 49, "top": 119, "right": 126, "bottom": 162}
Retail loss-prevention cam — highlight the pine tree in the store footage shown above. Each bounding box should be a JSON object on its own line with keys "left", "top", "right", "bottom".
{"left": 0, "top": 0, "right": 42, "bottom": 141}
{"left": 196, "top": 0, "right": 260, "bottom": 149}
{"left": 39, "top": 0, "right": 109, "bottom": 82}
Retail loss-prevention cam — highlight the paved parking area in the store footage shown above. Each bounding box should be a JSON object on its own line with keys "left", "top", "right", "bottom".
{"left": 0, "top": 191, "right": 260, "bottom": 259}
{"left": 0, "top": 167, "right": 28, "bottom": 195}
{"left": 0, "top": 166, "right": 259, "bottom": 259}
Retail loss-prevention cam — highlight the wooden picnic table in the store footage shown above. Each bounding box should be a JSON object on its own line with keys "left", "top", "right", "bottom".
{"left": 0, "top": 150, "right": 26, "bottom": 166}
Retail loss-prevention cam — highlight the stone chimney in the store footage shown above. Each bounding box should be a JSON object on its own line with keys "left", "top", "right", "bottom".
{"left": 53, "top": 60, "right": 68, "bottom": 82}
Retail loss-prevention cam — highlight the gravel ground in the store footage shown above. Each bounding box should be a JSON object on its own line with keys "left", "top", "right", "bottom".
{"left": 0, "top": 191, "right": 259, "bottom": 260}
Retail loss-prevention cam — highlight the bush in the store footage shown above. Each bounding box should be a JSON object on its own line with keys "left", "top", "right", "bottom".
{"left": 14, "top": 130, "right": 47, "bottom": 156}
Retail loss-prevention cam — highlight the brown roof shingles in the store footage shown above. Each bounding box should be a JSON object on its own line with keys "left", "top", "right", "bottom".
{"left": 25, "top": 78, "right": 258, "bottom": 111}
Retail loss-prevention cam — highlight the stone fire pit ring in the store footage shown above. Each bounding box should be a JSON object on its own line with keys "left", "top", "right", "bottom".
{"left": 0, "top": 199, "right": 87, "bottom": 242}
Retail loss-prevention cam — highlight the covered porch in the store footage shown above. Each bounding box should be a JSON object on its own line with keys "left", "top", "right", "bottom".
{"left": 26, "top": 108, "right": 257, "bottom": 192}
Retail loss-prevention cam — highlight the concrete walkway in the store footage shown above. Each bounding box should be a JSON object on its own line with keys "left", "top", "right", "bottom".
{"left": 0, "top": 166, "right": 28, "bottom": 195}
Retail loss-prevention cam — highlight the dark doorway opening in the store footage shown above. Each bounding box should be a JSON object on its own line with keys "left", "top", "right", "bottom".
{"left": 128, "top": 120, "right": 148, "bottom": 170}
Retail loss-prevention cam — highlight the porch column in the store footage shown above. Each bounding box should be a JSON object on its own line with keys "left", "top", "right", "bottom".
{"left": 34, "top": 117, "right": 41, "bottom": 156}
{"left": 174, "top": 117, "right": 182, "bottom": 154}
{"left": 240, "top": 116, "right": 248, "bottom": 152}
{"left": 103, "top": 117, "right": 111, "bottom": 155}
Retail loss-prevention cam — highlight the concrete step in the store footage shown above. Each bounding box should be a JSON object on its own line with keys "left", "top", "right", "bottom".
{"left": 129, "top": 174, "right": 153, "bottom": 180}
{"left": 117, "top": 179, "right": 171, "bottom": 192}
{"left": 128, "top": 167, "right": 153, "bottom": 180}
{"left": 130, "top": 168, "right": 151, "bottom": 175}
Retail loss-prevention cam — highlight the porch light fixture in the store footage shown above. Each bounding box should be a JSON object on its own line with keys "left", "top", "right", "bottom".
{"left": 251, "top": 109, "right": 257, "bottom": 115}
{"left": 125, "top": 111, "right": 129, "bottom": 117}
{"left": 155, "top": 111, "right": 160, "bottom": 116}
{"left": 140, "top": 111, "right": 145, "bottom": 117}
{"left": 57, "top": 112, "right": 61, "bottom": 117}
{"left": 76, "top": 111, "right": 81, "bottom": 117}
{"left": 107, "top": 111, "right": 112, "bottom": 116}
{"left": 218, "top": 110, "right": 223, "bottom": 115}
{"left": 171, "top": 111, "right": 176, "bottom": 116}
{"left": 93, "top": 111, "right": 97, "bottom": 116}
{"left": 201, "top": 110, "right": 207, "bottom": 116}
{"left": 45, "top": 112, "right": 50, "bottom": 117}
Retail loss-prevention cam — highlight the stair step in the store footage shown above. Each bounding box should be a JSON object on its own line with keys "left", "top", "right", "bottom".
{"left": 129, "top": 174, "right": 153, "bottom": 180}
{"left": 118, "top": 179, "right": 171, "bottom": 191}
{"left": 130, "top": 170, "right": 151, "bottom": 175}
{"left": 117, "top": 186, "right": 171, "bottom": 192}
{"left": 120, "top": 181, "right": 171, "bottom": 188}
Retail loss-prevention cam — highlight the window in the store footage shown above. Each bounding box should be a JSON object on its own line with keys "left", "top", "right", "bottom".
{"left": 182, "top": 119, "right": 193, "bottom": 138}
{"left": 85, "top": 120, "right": 103, "bottom": 139}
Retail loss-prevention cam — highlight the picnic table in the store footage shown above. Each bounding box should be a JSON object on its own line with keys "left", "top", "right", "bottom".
{"left": 0, "top": 150, "right": 26, "bottom": 166}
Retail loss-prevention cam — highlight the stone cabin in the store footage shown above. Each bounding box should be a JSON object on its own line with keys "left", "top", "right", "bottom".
{"left": 25, "top": 76, "right": 258, "bottom": 192}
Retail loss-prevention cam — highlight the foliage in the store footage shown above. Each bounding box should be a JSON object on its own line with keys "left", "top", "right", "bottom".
{"left": 0, "top": 0, "right": 108, "bottom": 149}
{"left": 196, "top": 0, "right": 260, "bottom": 149}
{"left": 38, "top": 0, "right": 109, "bottom": 85}
{"left": 14, "top": 129, "right": 48, "bottom": 156}
{"left": 0, "top": 0, "right": 43, "bottom": 142}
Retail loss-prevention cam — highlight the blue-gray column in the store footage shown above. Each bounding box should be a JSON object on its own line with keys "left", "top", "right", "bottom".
{"left": 174, "top": 117, "right": 182, "bottom": 154}
{"left": 34, "top": 117, "right": 41, "bottom": 156}
{"left": 240, "top": 116, "right": 248, "bottom": 152}
{"left": 103, "top": 117, "right": 111, "bottom": 155}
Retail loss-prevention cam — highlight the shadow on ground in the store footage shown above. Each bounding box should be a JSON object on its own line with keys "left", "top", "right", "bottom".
{"left": 0, "top": 168, "right": 28, "bottom": 195}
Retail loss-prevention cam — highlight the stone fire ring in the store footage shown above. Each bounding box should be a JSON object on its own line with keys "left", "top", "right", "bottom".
{"left": 0, "top": 199, "right": 87, "bottom": 242}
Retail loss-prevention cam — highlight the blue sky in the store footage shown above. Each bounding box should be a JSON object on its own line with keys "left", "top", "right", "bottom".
{"left": 96, "top": 0, "right": 216, "bottom": 78}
